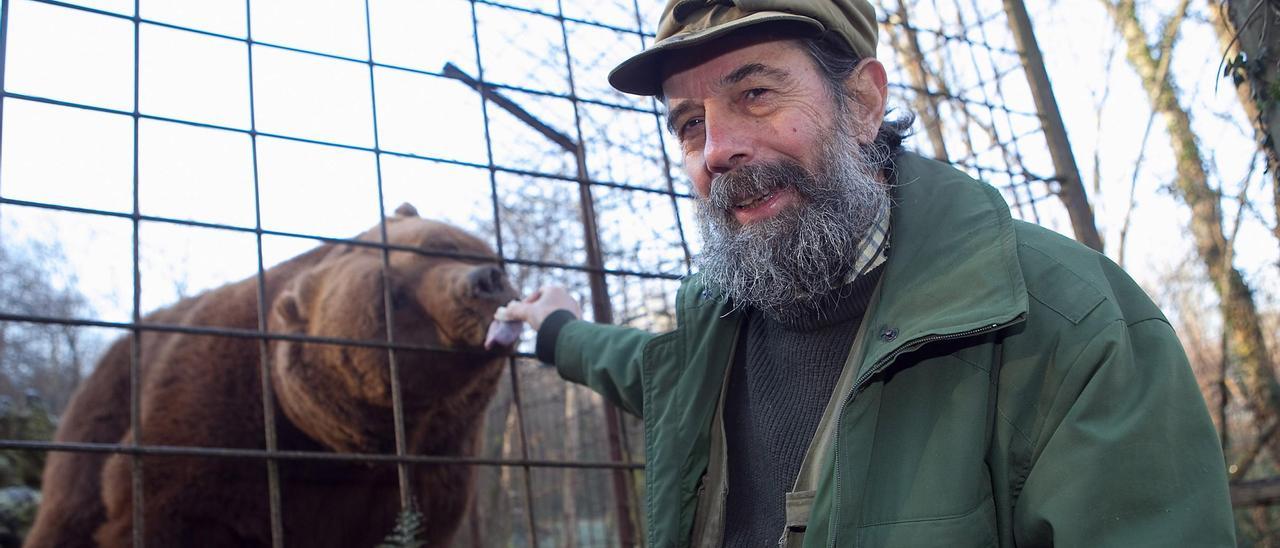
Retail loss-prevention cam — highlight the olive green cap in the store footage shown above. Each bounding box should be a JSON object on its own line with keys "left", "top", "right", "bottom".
{"left": 608, "top": 0, "right": 878, "bottom": 96}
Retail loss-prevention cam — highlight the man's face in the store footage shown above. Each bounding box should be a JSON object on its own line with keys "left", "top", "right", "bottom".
{"left": 663, "top": 36, "right": 842, "bottom": 221}
{"left": 661, "top": 35, "right": 889, "bottom": 317}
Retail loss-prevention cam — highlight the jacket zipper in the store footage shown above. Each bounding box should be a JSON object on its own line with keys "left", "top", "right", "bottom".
{"left": 826, "top": 315, "right": 1024, "bottom": 547}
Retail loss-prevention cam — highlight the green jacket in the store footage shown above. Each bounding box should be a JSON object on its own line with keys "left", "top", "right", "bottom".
{"left": 552, "top": 153, "right": 1234, "bottom": 547}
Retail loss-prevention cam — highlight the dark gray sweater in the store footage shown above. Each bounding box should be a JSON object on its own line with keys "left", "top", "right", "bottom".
{"left": 535, "top": 267, "right": 882, "bottom": 546}
{"left": 721, "top": 267, "right": 881, "bottom": 547}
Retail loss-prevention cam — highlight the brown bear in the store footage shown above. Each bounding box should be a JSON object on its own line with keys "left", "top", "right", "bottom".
{"left": 24, "top": 204, "right": 517, "bottom": 547}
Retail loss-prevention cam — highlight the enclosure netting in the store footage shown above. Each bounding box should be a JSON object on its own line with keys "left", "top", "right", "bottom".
{"left": 0, "top": 0, "right": 1070, "bottom": 545}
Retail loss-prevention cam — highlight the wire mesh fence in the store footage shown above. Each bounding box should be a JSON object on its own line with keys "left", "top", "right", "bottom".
{"left": 0, "top": 0, "right": 1078, "bottom": 546}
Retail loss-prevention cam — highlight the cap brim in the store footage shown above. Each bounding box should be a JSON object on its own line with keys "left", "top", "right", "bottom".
{"left": 608, "top": 12, "right": 825, "bottom": 96}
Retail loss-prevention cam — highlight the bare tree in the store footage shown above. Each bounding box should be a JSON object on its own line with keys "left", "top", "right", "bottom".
{"left": 1208, "top": 0, "right": 1280, "bottom": 259}
{"left": 1103, "top": 0, "right": 1279, "bottom": 482}
{"left": 874, "top": 0, "right": 1106, "bottom": 252}
{"left": 0, "top": 234, "right": 102, "bottom": 414}
{"left": 1004, "top": 0, "right": 1106, "bottom": 252}
{"left": 883, "top": 1, "right": 951, "bottom": 162}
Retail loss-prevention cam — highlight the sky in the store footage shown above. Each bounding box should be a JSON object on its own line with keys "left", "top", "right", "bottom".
{"left": 0, "top": 0, "right": 1275, "bottom": 335}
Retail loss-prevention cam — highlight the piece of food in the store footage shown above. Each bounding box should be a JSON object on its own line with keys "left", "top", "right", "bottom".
{"left": 485, "top": 319, "right": 523, "bottom": 350}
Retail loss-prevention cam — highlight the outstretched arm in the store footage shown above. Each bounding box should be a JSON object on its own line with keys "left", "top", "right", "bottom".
{"left": 498, "top": 286, "right": 652, "bottom": 417}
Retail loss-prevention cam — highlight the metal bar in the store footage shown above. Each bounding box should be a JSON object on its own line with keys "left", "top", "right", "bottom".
{"left": 362, "top": 0, "right": 415, "bottom": 515}
{"left": 882, "top": 84, "right": 1040, "bottom": 118}
{"left": 468, "top": 77, "right": 656, "bottom": 115}
{"left": 552, "top": 2, "right": 637, "bottom": 544}
{"left": 631, "top": 0, "right": 693, "bottom": 274}
{"left": 468, "top": 2, "right": 522, "bottom": 543}
{"left": 15, "top": 0, "right": 1041, "bottom": 121}
{"left": 0, "top": 198, "right": 686, "bottom": 280}
{"left": 0, "top": 0, "right": 10, "bottom": 231}
{"left": 0, "top": 91, "right": 687, "bottom": 198}
{"left": 506, "top": 354, "right": 540, "bottom": 547}
{"left": 24, "top": 0, "right": 660, "bottom": 114}
{"left": 475, "top": 0, "right": 655, "bottom": 37}
{"left": 947, "top": 63, "right": 1024, "bottom": 99}
{"left": 465, "top": 2, "right": 541, "bottom": 541}
{"left": 0, "top": 310, "right": 546, "bottom": 357}
{"left": 243, "top": 1, "right": 286, "bottom": 544}
{"left": 956, "top": 0, "right": 1040, "bottom": 224}
{"left": 129, "top": 2, "right": 145, "bottom": 544}
{"left": 972, "top": 0, "right": 1043, "bottom": 225}
{"left": 876, "top": 11, "right": 1021, "bottom": 56}
{"left": 441, "top": 62, "right": 577, "bottom": 152}
{"left": 948, "top": 0, "right": 1032, "bottom": 222}
{"left": 0, "top": 439, "right": 644, "bottom": 469}
{"left": 467, "top": 2, "right": 539, "bottom": 544}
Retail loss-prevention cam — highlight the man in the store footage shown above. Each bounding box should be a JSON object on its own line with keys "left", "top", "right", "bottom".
{"left": 500, "top": 0, "right": 1235, "bottom": 545}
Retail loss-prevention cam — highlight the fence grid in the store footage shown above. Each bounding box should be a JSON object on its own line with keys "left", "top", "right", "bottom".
{"left": 0, "top": 0, "right": 1075, "bottom": 545}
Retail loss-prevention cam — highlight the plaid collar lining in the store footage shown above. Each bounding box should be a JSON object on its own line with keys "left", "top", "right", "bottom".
{"left": 843, "top": 203, "right": 891, "bottom": 285}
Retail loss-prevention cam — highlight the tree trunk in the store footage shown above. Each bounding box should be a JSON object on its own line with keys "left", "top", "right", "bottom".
{"left": 1003, "top": 0, "right": 1106, "bottom": 252}
{"left": 1105, "top": 0, "right": 1280, "bottom": 465}
{"left": 1232, "top": 475, "right": 1280, "bottom": 506}
{"left": 560, "top": 384, "right": 579, "bottom": 548}
{"left": 1208, "top": 0, "right": 1280, "bottom": 258}
{"left": 886, "top": 2, "right": 951, "bottom": 162}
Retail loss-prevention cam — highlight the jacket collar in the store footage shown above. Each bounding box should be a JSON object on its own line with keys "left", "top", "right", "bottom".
{"left": 858, "top": 152, "right": 1028, "bottom": 370}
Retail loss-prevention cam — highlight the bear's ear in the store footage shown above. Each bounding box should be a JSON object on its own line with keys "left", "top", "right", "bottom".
{"left": 272, "top": 273, "right": 315, "bottom": 334}
{"left": 273, "top": 289, "right": 306, "bottom": 334}
{"left": 394, "top": 203, "right": 419, "bottom": 218}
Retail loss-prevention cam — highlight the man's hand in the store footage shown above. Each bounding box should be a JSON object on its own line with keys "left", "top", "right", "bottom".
{"left": 495, "top": 286, "right": 581, "bottom": 332}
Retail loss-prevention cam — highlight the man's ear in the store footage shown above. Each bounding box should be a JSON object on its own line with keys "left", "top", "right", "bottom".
{"left": 842, "top": 58, "right": 889, "bottom": 145}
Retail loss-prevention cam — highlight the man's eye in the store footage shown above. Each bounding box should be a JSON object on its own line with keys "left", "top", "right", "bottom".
{"left": 744, "top": 88, "right": 770, "bottom": 100}
{"left": 679, "top": 117, "right": 704, "bottom": 138}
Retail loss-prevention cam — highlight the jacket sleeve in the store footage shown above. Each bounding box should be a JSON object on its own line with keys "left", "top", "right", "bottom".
{"left": 1013, "top": 318, "right": 1236, "bottom": 546}
{"left": 551, "top": 318, "right": 659, "bottom": 418}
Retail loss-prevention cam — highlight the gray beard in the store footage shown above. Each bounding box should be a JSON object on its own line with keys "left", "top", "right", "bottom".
{"left": 693, "top": 122, "right": 889, "bottom": 321}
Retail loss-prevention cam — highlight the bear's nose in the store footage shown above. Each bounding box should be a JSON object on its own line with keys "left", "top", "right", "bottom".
{"left": 467, "top": 264, "right": 512, "bottom": 300}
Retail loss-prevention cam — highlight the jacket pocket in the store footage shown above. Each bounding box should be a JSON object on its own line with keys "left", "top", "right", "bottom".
{"left": 854, "top": 495, "right": 997, "bottom": 548}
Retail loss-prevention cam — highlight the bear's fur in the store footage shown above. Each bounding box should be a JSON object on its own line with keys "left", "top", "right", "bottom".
{"left": 24, "top": 206, "right": 516, "bottom": 547}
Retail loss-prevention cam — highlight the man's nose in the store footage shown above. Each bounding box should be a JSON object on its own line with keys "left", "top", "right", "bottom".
{"left": 702, "top": 110, "right": 752, "bottom": 174}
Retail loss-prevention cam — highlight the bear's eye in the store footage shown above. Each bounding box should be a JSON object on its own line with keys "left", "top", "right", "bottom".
{"left": 422, "top": 242, "right": 460, "bottom": 257}
{"left": 388, "top": 287, "right": 412, "bottom": 310}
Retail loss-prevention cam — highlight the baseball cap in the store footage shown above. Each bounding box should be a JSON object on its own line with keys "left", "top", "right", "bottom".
{"left": 608, "top": 0, "right": 878, "bottom": 96}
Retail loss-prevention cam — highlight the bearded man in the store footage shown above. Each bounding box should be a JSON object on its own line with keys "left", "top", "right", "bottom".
{"left": 500, "top": 1, "right": 1235, "bottom": 545}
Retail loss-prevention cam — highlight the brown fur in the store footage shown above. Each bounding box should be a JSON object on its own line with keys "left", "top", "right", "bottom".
{"left": 24, "top": 207, "right": 515, "bottom": 547}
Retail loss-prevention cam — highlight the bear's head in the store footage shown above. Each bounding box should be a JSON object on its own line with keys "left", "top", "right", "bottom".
{"left": 268, "top": 204, "right": 517, "bottom": 454}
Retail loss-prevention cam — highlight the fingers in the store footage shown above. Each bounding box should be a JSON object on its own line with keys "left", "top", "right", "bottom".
{"left": 533, "top": 286, "right": 581, "bottom": 319}
{"left": 494, "top": 304, "right": 511, "bottom": 321}
{"left": 495, "top": 286, "right": 581, "bottom": 332}
{"left": 495, "top": 301, "right": 525, "bottom": 322}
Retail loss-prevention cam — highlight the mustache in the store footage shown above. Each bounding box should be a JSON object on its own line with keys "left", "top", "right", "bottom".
{"left": 705, "top": 161, "right": 816, "bottom": 217}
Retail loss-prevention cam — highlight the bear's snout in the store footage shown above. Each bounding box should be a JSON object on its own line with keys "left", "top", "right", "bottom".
{"left": 466, "top": 264, "right": 515, "bottom": 302}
